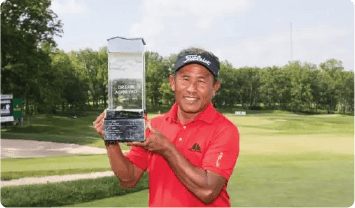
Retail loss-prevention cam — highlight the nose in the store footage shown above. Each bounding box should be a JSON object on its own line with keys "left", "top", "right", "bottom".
{"left": 186, "top": 80, "right": 198, "bottom": 93}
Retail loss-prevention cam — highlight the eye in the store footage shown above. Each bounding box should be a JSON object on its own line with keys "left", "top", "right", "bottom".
{"left": 198, "top": 79, "right": 206, "bottom": 83}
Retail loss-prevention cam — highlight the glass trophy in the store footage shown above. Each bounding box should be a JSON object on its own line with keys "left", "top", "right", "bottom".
{"left": 104, "top": 37, "right": 146, "bottom": 142}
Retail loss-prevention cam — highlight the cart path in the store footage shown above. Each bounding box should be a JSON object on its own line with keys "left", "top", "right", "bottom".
{"left": 1, "top": 171, "right": 115, "bottom": 187}
{"left": 0, "top": 139, "right": 133, "bottom": 187}
{"left": 1, "top": 139, "right": 107, "bottom": 158}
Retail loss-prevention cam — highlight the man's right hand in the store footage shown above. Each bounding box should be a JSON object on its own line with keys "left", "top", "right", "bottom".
{"left": 93, "top": 107, "right": 145, "bottom": 190}
{"left": 93, "top": 110, "right": 106, "bottom": 139}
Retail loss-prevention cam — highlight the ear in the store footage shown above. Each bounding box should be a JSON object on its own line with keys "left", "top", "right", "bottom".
{"left": 169, "top": 75, "right": 176, "bottom": 92}
{"left": 212, "top": 80, "right": 221, "bottom": 97}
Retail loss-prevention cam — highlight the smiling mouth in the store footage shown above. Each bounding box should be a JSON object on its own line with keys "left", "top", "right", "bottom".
{"left": 184, "top": 97, "right": 198, "bottom": 101}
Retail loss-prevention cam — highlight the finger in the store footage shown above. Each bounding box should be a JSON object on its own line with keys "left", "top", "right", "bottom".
{"left": 99, "top": 128, "right": 105, "bottom": 138}
{"left": 93, "top": 110, "right": 106, "bottom": 125}
{"left": 126, "top": 140, "right": 146, "bottom": 146}
{"left": 146, "top": 119, "right": 152, "bottom": 131}
{"left": 99, "top": 110, "right": 106, "bottom": 120}
{"left": 95, "top": 121, "right": 103, "bottom": 129}
{"left": 95, "top": 125, "right": 105, "bottom": 138}
{"left": 144, "top": 112, "right": 148, "bottom": 121}
{"left": 99, "top": 124, "right": 105, "bottom": 132}
{"left": 131, "top": 139, "right": 150, "bottom": 148}
{"left": 146, "top": 120, "right": 158, "bottom": 133}
{"left": 131, "top": 141, "right": 145, "bottom": 146}
{"left": 95, "top": 123, "right": 105, "bottom": 135}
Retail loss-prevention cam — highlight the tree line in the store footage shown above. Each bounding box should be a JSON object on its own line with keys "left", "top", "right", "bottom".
{"left": 2, "top": 0, "right": 353, "bottom": 115}
{"left": 214, "top": 59, "right": 353, "bottom": 114}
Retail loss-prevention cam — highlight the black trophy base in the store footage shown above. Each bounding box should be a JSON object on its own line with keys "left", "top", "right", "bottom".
{"left": 104, "top": 109, "right": 145, "bottom": 142}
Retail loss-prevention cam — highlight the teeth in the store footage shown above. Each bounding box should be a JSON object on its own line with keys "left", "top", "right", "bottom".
{"left": 185, "top": 97, "right": 196, "bottom": 101}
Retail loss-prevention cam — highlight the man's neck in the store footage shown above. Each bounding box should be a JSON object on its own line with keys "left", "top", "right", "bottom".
{"left": 176, "top": 106, "right": 207, "bottom": 125}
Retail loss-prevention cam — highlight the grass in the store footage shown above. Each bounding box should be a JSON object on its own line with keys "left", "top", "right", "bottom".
{"left": 1, "top": 110, "right": 353, "bottom": 207}
{"left": 63, "top": 189, "right": 149, "bottom": 207}
{"left": 224, "top": 112, "right": 354, "bottom": 207}
{"left": 1, "top": 111, "right": 157, "bottom": 148}
{"left": 1, "top": 174, "right": 149, "bottom": 207}
{"left": 66, "top": 111, "right": 353, "bottom": 207}
{"left": 228, "top": 153, "right": 353, "bottom": 207}
{"left": 2, "top": 168, "right": 111, "bottom": 181}
{"left": 1, "top": 154, "right": 111, "bottom": 180}
{"left": 1, "top": 112, "right": 104, "bottom": 147}
{"left": 61, "top": 155, "right": 354, "bottom": 207}
{"left": 0, "top": 110, "right": 153, "bottom": 180}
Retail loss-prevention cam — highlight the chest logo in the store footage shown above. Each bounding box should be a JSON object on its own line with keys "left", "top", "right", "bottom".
{"left": 189, "top": 143, "right": 202, "bottom": 152}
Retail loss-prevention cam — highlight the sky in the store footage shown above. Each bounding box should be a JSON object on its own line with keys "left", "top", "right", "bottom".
{"left": 50, "top": 0, "right": 354, "bottom": 70}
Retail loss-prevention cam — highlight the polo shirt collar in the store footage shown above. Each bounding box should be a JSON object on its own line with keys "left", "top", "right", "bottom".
{"left": 164, "top": 102, "right": 217, "bottom": 124}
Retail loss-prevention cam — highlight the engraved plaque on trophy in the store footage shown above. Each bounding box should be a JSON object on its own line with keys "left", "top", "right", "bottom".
{"left": 104, "top": 37, "right": 146, "bottom": 142}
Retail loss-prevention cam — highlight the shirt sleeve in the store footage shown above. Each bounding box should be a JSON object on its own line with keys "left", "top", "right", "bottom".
{"left": 202, "top": 122, "right": 240, "bottom": 180}
{"left": 125, "top": 129, "right": 152, "bottom": 171}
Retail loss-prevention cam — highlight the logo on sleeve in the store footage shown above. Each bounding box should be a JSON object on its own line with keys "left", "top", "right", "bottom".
{"left": 189, "top": 143, "right": 202, "bottom": 152}
{"left": 216, "top": 152, "right": 223, "bottom": 167}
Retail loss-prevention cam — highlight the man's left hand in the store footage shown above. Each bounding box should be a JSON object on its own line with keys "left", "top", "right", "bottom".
{"left": 127, "top": 120, "right": 172, "bottom": 155}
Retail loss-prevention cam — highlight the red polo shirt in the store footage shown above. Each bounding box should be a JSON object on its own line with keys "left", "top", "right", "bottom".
{"left": 126, "top": 103, "right": 239, "bottom": 207}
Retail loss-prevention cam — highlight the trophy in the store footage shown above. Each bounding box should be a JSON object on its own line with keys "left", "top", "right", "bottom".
{"left": 104, "top": 37, "right": 146, "bottom": 142}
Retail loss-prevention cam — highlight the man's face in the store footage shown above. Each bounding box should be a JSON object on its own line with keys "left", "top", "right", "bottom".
{"left": 169, "top": 63, "right": 220, "bottom": 115}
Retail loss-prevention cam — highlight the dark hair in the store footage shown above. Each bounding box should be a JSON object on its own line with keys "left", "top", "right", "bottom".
{"left": 174, "top": 47, "right": 219, "bottom": 84}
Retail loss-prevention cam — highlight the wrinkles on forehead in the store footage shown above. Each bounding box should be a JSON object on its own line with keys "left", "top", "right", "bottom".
{"left": 173, "top": 64, "right": 218, "bottom": 85}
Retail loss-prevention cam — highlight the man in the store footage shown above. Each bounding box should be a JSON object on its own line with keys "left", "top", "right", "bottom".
{"left": 94, "top": 48, "right": 239, "bottom": 207}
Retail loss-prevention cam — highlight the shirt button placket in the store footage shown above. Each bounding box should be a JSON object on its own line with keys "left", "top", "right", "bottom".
{"left": 181, "top": 125, "right": 187, "bottom": 141}
{"left": 180, "top": 126, "right": 186, "bottom": 142}
{"left": 176, "top": 125, "right": 185, "bottom": 148}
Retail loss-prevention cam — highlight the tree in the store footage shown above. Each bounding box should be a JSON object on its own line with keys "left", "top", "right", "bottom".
{"left": 342, "top": 71, "right": 354, "bottom": 113}
{"left": 1, "top": 0, "right": 63, "bottom": 114}
{"left": 213, "top": 61, "right": 236, "bottom": 108}
{"left": 96, "top": 47, "right": 108, "bottom": 108}
{"left": 259, "top": 66, "right": 280, "bottom": 109}
{"left": 51, "top": 49, "right": 87, "bottom": 111}
{"left": 285, "top": 61, "right": 313, "bottom": 112}
{"left": 70, "top": 48, "right": 107, "bottom": 108}
{"left": 145, "top": 51, "right": 170, "bottom": 109}
{"left": 318, "top": 59, "right": 344, "bottom": 113}
{"left": 237, "top": 67, "right": 260, "bottom": 109}
{"left": 159, "top": 82, "right": 175, "bottom": 106}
